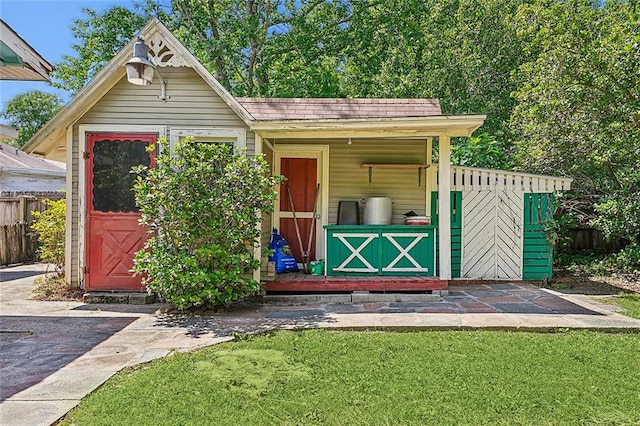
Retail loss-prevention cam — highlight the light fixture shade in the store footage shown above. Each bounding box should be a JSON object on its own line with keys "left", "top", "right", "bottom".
{"left": 125, "top": 39, "right": 155, "bottom": 85}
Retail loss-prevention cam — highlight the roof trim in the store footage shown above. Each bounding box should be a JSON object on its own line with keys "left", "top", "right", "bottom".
{"left": 22, "top": 19, "right": 254, "bottom": 156}
{"left": 0, "top": 19, "right": 54, "bottom": 81}
{"left": 251, "top": 115, "right": 486, "bottom": 138}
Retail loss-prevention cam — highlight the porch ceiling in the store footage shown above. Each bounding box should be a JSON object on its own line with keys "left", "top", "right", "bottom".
{"left": 251, "top": 115, "right": 486, "bottom": 139}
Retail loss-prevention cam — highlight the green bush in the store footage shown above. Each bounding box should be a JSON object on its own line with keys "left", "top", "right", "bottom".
{"left": 30, "top": 198, "right": 66, "bottom": 276}
{"left": 132, "top": 137, "right": 281, "bottom": 309}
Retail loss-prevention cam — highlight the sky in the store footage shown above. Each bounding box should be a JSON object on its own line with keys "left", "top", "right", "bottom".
{"left": 0, "top": 0, "right": 136, "bottom": 123}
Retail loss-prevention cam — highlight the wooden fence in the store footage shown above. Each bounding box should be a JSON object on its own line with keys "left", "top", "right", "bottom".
{"left": 0, "top": 223, "right": 38, "bottom": 265}
{"left": 566, "top": 228, "right": 624, "bottom": 253}
{"left": 0, "top": 193, "right": 64, "bottom": 266}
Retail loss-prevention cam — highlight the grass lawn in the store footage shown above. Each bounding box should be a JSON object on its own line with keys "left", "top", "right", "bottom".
{"left": 610, "top": 294, "right": 640, "bottom": 319}
{"left": 60, "top": 330, "right": 640, "bottom": 425}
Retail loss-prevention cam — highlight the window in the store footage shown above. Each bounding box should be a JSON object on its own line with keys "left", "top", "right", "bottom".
{"left": 169, "top": 128, "right": 246, "bottom": 155}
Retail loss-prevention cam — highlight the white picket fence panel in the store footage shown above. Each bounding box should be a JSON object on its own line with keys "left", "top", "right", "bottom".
{"left": 461, "top": 190, "right": 523, "bottom": 279}
{"left": 429, "top": 165, "right": 572, "bottom": 193}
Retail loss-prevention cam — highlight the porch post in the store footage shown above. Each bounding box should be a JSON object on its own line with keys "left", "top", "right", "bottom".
{"left": 425, "top": 137, "right": 433, "bottom": 220}
{"left": 253, "top": 134, "right": 263, "bottom": 282}
{"left": 438, "top": 134, "right": 452, "bottom": 281}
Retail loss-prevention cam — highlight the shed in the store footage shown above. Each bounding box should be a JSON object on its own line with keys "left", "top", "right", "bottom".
{"left": 23, "top": 19, "right": 571, "bottom": 293}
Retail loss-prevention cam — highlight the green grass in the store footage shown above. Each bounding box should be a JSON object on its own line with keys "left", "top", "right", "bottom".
{"left": 612, "top": 294, "right": 640, "bottom": 319}
{"left": 60, "top": 330, "right": 640, "bottom": 426}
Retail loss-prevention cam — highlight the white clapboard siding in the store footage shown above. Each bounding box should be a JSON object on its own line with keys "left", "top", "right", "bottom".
{"left": 462, "top": 190, "right": 523, "bottom": 279}
{"left": 70, "top": 67, "right": 253, "bottom": 286}
{"left": 430, "top": 165, "right": 572, "bottom": 193}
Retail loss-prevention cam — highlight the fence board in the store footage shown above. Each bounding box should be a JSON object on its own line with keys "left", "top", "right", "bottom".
{"left": 1, "top": 223, "right": 38, "bottom": 265}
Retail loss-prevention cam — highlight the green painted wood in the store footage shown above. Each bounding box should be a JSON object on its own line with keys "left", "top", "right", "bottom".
{"left": 432, "top": 191, "right": 462, "bottom": 278}
{"left": 324, "top": 225, "right": 436, "bottom": 276}
{"left": 523, "top": 193, "right": 554, "bottom": 280}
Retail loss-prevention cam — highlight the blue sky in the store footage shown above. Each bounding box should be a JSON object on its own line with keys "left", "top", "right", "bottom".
{"left": 0, "top": 0, "right": 135, "bottom": 122}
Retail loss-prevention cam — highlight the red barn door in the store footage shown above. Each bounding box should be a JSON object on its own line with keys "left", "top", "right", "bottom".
{"left": 85, "top": 133, "right": 156, "bottom": 291}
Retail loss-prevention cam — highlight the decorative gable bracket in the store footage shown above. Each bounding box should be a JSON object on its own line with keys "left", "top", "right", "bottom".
{"left": 146, "top": 32, "right": 191, "bottom": 68}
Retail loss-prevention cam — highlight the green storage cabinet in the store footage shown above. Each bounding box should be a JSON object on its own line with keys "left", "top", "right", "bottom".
{"left": 324, "top": 225, "right": 436, "bottom": 276}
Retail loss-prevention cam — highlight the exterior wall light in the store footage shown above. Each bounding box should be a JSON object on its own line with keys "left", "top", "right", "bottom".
{"left": 125, "top": 38, "right": 168, "bottom": 101}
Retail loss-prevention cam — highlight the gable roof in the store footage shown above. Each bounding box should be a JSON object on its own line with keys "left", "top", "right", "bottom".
{"left": 22, "top": 18, "right": 253, "bottom": 159}
{"left": 0, "top": 19, "right": 54, "bottom": 81}
{"left": 237, "top": 98, "right": 442, "bottom": 120}
{"left": 0, "top": 141, "right": 64, "bottom": 172}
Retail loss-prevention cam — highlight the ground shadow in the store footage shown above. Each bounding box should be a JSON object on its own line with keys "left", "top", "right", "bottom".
{"left": 0, "top": 270, "right": 46, "bottom": 282}
{"left": 72, "top": 303, "right": 166, "bottom": 315}
{"left": 154, "top": 303, "right": 337, "bottom": 338}
{"left": 0, "top": 316, "right": 136, "bottom": 400}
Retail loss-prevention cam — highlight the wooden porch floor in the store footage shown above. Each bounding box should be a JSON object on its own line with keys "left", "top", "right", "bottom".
{"left": 264, "top": 273, "right": 446, "bottom": 293}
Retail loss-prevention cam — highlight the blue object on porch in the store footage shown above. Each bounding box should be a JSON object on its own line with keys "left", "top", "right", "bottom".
{"left": 269, "top": 228, "right": 299, "bottom": 273}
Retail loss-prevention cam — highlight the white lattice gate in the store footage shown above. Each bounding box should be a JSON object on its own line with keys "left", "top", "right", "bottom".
{"left": 461, "top": 190, "right": 523, "bottom": 279}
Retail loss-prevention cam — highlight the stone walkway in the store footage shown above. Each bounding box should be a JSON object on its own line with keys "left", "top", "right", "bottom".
{"left": 1, "top": 264, "right": 639, "bottom": 425}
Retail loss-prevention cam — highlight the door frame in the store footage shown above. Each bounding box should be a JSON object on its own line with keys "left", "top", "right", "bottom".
{"left": 78, "top": 125, "right": 166, "bottom": 287}
{"left": 273, "top": 145, "right": 329, "bottom": 265}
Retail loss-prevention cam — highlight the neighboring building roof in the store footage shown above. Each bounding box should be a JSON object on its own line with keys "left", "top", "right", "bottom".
{"left": 0, "top": 19, "right": 54, "bottom": 81}
{"left": 0, "top": 124, "right": 18, "bottom": 140}
{"left": 237, "top": 98, "right": 442, "bottom": 121}
{"left": 0, "top": 141, "right": 64, "bottom": 172}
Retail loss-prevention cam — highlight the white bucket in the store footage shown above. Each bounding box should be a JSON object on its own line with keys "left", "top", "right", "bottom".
{"left": 363, "top": 197, "right": 392, "bottom": 225}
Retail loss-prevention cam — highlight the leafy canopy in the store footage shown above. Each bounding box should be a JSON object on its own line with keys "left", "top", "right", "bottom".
{"left": 1, "top": 90, "right": 63, "bottom": 147}
{"left": 510, "top": 0, "right": 640, "bottom": 244}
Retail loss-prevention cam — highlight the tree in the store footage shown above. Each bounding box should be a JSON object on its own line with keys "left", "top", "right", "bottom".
{"left": 510, "top": 0, "right": 640, "bottom": 245}
{"left": 340, "top": 0, "right": 531, "bottom": 139}
{"left": 51, "top": 5, "right": 151, "bottom": 95}
{"left": 132, "top": 138, "right": 282, "bottom": 309}
{"left": 52, "top": 1, "right": 353, "bottom": 98}
{"left": 1, "top": 90, "right": 63, "bottom": 147}
{"left": 169, "top": 0, "right": 352, "bottom": 97}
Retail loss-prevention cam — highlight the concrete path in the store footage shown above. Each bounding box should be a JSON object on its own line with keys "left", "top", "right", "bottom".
{"left": 1, "top": 264, "right": 639, "bottom": 425}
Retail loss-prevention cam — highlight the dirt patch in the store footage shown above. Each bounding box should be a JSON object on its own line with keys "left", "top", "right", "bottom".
{"left": 31, "top": 275, "right": 84, "bottom": 301}
{"left": 545, "top": 271, "right": 640, "bottom": 295}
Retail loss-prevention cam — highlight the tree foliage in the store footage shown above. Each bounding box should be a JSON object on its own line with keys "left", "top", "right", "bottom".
{"left": 1, "top": 91, "right": 63, "bottom": 147}
{"left": 510, "top": 0, "right": 640, "bottom": 244}
{"left": 340, "top": 0, "right": 530, "bottom": 138}
{"left": 51, "top": 6, "right": 151, "bottom": 95}
{"left": 132, "top": 138, "right": 282, "bottom": 309}
{"left": 169, "top": 0, "right": 351, "bottom": 97}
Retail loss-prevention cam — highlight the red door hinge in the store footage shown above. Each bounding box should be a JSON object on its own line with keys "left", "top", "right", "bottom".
{"left": 82, "top": 266, "right": 89, "bottom": 275}
{"left": 83, "top": 151, "right": 89, "bottom": 160}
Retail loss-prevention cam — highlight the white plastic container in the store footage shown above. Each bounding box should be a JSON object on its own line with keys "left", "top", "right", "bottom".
{"left": 363, "top": 197, "right": 392, "bottom": 225}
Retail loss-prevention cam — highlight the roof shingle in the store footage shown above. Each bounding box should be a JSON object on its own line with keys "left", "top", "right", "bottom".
{"left": 236, "top": 98, "right": 442, "bottom": 121}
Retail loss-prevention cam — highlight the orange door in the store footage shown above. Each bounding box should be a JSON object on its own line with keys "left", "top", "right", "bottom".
{"left": 279, "top": 158, "right": 318, "bottom": 263}
{"left": 85, "top": 133, "right": 156, "bottom": 291}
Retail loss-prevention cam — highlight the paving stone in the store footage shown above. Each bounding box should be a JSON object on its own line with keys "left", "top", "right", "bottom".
{"left": 378, "top": 308, "right": 417, "bottom": 314}
{"left": 459, "top": 301, "right": 493, "bottom": 309}
{"left": 129, "top": 293, "right": 155, "bottom": 304}
{"left": 324, "top": 303, "right": 362, "bottom": 313}
{"left": 352, "top": 293, "right": 441, "bottom": 303}
{"left": 83, "top": 292, "right": 130, "bottom": 304}
{"left": 461, "top": 307, "right": 500, "bottom": 313}
{"left": 487, "top": 283, "right": 521, "bottom": 290}
{"left": 465, "top": 290, "right": 508, "bottom": 298}
{"left": 263, "top": 309, "right": 326, "bottom": 319}
{"left": 533, "top": 296, "right": 600, "bottom": 315}
{"left": 477, "top": 296, "right": 526, "bottom": 304}
{"left": 416, "top": 307, "right": 460, "bottom": 314}
{"left": 491, "top": 303, "right": 553, "bottom": 314}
